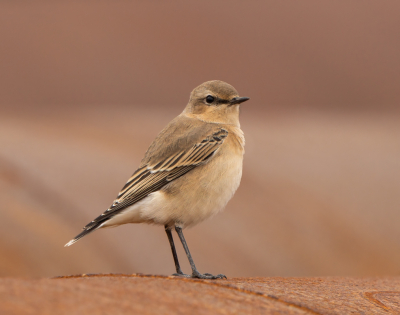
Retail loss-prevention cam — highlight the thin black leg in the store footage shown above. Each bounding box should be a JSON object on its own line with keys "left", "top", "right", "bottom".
{"left": 175, "top": 226, "right": 227, "bottom": 280}
{"left": 164, "top": 225, "right": 188, "bottom": 276}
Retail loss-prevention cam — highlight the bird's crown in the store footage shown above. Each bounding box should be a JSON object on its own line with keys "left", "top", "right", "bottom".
{"left": 189, "top": 80, "right": 239, "bottom": 103}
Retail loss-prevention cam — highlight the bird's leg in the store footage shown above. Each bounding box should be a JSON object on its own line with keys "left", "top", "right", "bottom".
{"left": 164, "top": 225, "right": 189, "bottom": 277}
{"left": 174, "top": 226, "right": 227, "bottom": 280}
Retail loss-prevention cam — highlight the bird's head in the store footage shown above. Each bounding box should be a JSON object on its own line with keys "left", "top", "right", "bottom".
{"left": 183, "top": 80, "right": 250, "bottom": 126}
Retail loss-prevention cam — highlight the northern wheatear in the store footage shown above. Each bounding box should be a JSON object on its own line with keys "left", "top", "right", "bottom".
{"left": 65, "top": 80, "right": 249, "bottom": 279}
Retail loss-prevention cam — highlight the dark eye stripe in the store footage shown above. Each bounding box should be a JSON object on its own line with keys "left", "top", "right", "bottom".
{"left": 217, "top": 99, "right": 230, "bottom": 104}
{"left": 204, "top": 96, "right": 230, "bottom": 105}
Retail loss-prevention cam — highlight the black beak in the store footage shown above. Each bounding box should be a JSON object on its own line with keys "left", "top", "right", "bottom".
{"left": 230, "top": 97, "right": 250, "bottom": 105}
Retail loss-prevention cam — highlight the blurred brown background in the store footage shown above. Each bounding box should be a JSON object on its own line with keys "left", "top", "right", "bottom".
{"left": 0, "top": 1, "right": 399, "bottom": 278}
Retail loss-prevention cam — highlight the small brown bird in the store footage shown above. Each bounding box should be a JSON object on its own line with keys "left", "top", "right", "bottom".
{"left": 65, "top": 80, "right": 249, "bottom": 279}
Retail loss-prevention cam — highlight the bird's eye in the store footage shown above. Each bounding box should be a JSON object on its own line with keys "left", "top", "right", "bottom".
{"left": 205, "top": 95, "right": 215, "bottom": 104}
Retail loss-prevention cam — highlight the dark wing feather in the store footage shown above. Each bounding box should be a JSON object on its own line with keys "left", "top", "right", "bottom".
{"left": 67, "top": 128, "right": 228, "bottom": 245}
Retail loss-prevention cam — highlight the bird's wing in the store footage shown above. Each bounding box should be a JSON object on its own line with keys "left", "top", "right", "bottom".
{"left": 66, "top": 127, "right": 228, "bottom": 245}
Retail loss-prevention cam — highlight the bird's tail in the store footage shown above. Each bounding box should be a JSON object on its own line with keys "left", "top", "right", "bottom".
{"left": 64, "top": 223, "right": 103, "bottom": 247}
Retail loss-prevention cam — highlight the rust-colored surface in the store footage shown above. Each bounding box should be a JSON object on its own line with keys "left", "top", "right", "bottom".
{"left": 1, "top": 275, "right": 400, "bottom": 314}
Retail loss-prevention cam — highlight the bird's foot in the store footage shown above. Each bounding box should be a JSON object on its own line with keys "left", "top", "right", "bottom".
{"left": 191, "top": 271, "right": 227, "bottom": 280}
{"left": 172, "top": 270, "right": 191, "bottom": 278}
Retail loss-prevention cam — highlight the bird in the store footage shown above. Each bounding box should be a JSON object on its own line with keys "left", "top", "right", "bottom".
{"left": 65, "top": 80, "right": 249, "bottom": 279}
